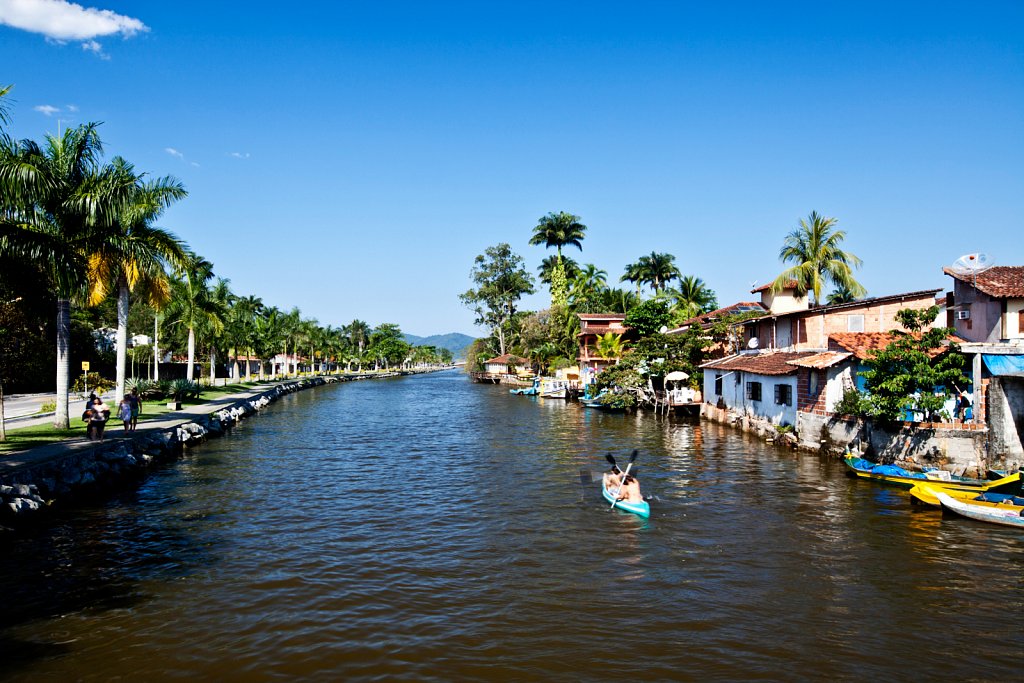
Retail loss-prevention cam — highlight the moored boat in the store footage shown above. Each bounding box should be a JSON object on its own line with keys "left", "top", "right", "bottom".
{"left": 539, "top": 377, "right": 569, "bottom": 399}
{"left": 909, "top": 483, "right": 1024, "bottom": 508}
{"left": 843, "top": 455, "right": 1022, "bottom": 494}
{"left": 934, "top": 490, "right": 1024, "bottom": 529}
{"left": 602, "top": 483, "right": 650, "bottom": 518}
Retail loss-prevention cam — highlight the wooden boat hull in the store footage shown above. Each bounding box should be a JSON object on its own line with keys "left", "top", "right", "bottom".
{"left": 602, "top": 484, "right": 650, "bottom": 518}
{"left": 843, "top": 456, "right": 1022, "bottom": 494}
{"left": 910, "top": 483, "right": 1024, "bottom": 508}
{"left": 935, "top": 490, "right": 1024, "bottom": 528}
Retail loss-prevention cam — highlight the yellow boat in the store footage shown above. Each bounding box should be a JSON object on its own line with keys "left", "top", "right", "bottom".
{"left": 909, "top": 482, "right": 1024, "bottom": 509}
{"left": 843, "top": 455, "right": 1022, "bottom": 494}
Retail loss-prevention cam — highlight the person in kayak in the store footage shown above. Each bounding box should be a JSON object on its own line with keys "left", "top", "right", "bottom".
{"left": 603, "top": 465, "right": 622, "bottom": 491}
{"left": 617, "top": 475, "right": 643, "bottom": 503}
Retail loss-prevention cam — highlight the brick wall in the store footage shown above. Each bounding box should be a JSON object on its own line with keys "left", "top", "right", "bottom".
{"left": 796, "top": 368, "right": 830, "bottom": 416}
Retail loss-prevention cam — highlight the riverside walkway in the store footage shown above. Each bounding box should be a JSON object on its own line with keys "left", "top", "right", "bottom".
{"left": 0, "top": 382, "right": 282, "bottom": 474}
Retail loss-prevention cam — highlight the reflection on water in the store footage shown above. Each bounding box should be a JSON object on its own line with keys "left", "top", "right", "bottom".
{"left": 1, "top": 371, "right": 1022, "bottom": 681}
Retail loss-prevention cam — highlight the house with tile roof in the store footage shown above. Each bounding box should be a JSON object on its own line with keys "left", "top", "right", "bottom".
{"left": 944, "top": 265, "right": 1024, "bottom": 343}
{"left": 576, "top": 313, "right": 628, "bottom": 383}
{"left": 943, "top": 265, "right": 1024, "bottom": 461}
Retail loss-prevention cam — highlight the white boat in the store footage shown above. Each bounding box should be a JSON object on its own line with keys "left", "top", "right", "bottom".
{"left": 538, "top": 378, "right": 569, "bottom": 399}
{"left": 935, "top": 490, "right": 1024, "bottom": 529}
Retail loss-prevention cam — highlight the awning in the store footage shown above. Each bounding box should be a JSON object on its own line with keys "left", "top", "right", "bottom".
{"left": 982, "top": 354, "right": 1024, "bottom": 377}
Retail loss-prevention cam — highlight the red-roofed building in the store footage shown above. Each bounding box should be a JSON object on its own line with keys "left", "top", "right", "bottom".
{"left": 577, "top": 313, "right": 628, "bottom": 382}
{"left": 944, "top": 265, "right": 1024, "bottom": 343}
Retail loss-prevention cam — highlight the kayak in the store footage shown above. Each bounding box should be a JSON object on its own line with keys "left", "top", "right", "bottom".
{"left": 934, "top": 490, "right": 1024, "bottom": 529}
{"left": 602, "top": 483, "right": 650, "bottom": 518}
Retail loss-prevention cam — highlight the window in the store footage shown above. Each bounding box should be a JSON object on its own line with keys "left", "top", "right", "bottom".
{"left": 775, "top": 384, "right": 792, "bottom": 406}
{"left": 809, "top": 370, "right": 819, "bottom": 396}
{"left": 714, "top": 373, "right": 723, "bottom": 396}
{"left": 746, "top": 381, "right": 762, "bottom": 401}
{"left": 847, "top": 314, "right": 865, "bottom": 332}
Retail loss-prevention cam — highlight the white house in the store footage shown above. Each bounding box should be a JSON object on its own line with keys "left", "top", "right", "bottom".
{"left": 701, "top": 351, "right": 818, "bottom": 427}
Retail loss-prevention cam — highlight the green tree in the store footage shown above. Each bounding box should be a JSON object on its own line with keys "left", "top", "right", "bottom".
{"left": 529, "top": 211, "right": 586, "bottom": 306}
{"left": 859, "top": 306, "right": 966, "bottom": 423}
{"left": 0, "top": 122, "right": 123, "bottom": 427}
{"left": 460, "top": 243, "right": 535, "bottom": 356}
{"left": 634, "top": 251, "right": 681, "bottom": 294}
{"left": 826, "top": 283, "right": 861, "bottom": 305}
{"left": 85, "top": 157, "right": 188, "bottom": 399}
{"left": 623, "top": 299, "right": 671, "bottom": 337}
{"left": 163, "top": 254, "right": 226, "bottom": 382}
{"left": 538, "top": 254, "right": 580, "bottom": 288}
{"left": 594, "top": 332, "right": 625, "bottom": 359}
{"left": 661, "top": 275, "right": 718, "bottom": 324}
{"left": 771, "top": 211, "right": 865, "bottom": 306}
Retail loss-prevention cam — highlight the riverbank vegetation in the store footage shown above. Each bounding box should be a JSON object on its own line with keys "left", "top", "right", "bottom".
{"left": 461, "top": 209, "right": 868, "bottom": 399}
{"left": 0, "top": 85, "right": 450, "bottom": 437}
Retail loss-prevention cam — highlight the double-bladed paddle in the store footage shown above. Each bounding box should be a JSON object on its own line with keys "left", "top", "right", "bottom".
{"left": 608, "top": 449, "right": 638, "bottom": 508}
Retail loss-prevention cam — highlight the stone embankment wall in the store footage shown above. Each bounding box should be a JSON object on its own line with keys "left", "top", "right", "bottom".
{"left": 0, "top": 376, "right": 342, "bottom": 526}
{"left": 703, "top": 402, "right": 1010, "bottom": 477}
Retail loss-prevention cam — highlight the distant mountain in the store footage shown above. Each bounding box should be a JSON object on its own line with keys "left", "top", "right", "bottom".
{"left": 404, "top": 332, "right": 476, "bottom": 359}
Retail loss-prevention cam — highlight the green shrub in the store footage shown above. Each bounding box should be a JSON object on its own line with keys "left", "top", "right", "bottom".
{"left": 834, "top": 388, "right": 869, "bottom": 418}
{"left": 169, "top": 379, "right": 201, "bottom": 401}
{"left": 72, "top": 372, "right": 115, "bottom": 396}
{"left": 38, "top": 400, "right": 56, "bottom": 413}
{"left": 125, "top": 377, "right": 162, "bottom": 399}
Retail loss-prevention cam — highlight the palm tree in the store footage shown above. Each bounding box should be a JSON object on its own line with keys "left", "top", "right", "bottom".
{"left": 771, "top": 211, "right": 865, "bottom": 306}
{"left": 538, "top": 254, "right": 580, "bottom": 286}
{"left": 346, "top": 319, "right": 371, "bottom": 369}
{"left": 85, "top": 157, "right": 188, "bottom": 401}
{"left": 619, "top": 261, "right": 644, "bottom": 297}
{"left": 635, "top": 252, "right": 681, "bottom": 294}
{"left": 594, "top": 332, "right": 626, "bottom": 360}
{"left": 163, "top": 254, "right": 225, "bottom": 382}
{"left": 660, "top": 275, "right": 718, "bottom": 321}
{"left": 600, "top": 287, "right": 640, "bottom": 314}
{"left": 826, "top": 283, "right": 861, "bottom": 305}
{"left": 204, "top": 277, "right": 233, "bottom": 381}
{"left": 0, "top": 122, "right": 122, "bottom": 428}
{"left": 230, "top": 294, "right": 264, "bottom": 381}
{"left": 529, "top": 211, "right": 586, "bottom": 305}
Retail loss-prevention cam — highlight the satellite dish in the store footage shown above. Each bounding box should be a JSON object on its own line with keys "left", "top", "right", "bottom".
{"left": 747, "top": 337, "right": 759, "bottom": 349}
{"left": 949, "top": 253, "right": 994, "bottom": 275}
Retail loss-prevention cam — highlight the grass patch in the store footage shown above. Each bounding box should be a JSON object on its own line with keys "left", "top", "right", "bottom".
{"left": 0, "top": 380, "right": 269, "bottom": 455}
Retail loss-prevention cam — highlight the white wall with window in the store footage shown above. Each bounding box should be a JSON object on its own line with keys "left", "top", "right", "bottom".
{"left": 704, "top": 369, "right": 799, "bottom": 426}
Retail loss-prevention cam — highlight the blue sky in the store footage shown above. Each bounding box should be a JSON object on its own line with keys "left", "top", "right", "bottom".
{"left": 2, "top": 1, "right": 1022, "bottom": 337}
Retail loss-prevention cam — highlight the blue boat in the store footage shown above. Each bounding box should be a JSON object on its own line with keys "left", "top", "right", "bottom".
{"left": 510, "top": 378, "right": 540, "bottom": 395}
{"left": 602, "top": 482, "right": 650, "bottom": 518}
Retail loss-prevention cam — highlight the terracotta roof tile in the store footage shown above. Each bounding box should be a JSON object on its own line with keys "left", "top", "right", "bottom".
{"left": 482, "top": 354, "right": 528, "bottom": 365}
{"left": 943, "top": 265, "right": 1024, "bottom": 298}
{"left": 828, "top": 332, "right": 962, "bottom": 360}
{"left": 751, "top": 280, "right": 798, "bottom": 293}
{"left": 578, "top": 325, "right": 624, "bottom": 336}
{"left": 786, "top": 351, "right": 852, "bottom": 369}
{"left": 671, "top": 301, "right": 767, "bottom": 331}
{"left": 577, "top": 313, "right": 627, "bottom": 320}
{"left": 700, "top": 351, "right": 818, "bottom": 375}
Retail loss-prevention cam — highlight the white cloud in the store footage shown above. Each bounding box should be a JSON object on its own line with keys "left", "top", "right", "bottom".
{"left": 0, "top": 0, "right": 148, "bottom": 41}
{"left": 80, "top": 38, "right": 109, "bottom": 59}
{"left": 66, "top": 104, "right": 78, "bottom": 112}
{"left": 164, "top": 147, "right": 184, "bottom": 160}
{"left": 229, "top": 152, "right": 251, "bottom": 159}
{"left": 190, "top": 161, "right": 200, "bottom": 168}
{"left": 34, "top": 104, "right": 60, "bottom": 116}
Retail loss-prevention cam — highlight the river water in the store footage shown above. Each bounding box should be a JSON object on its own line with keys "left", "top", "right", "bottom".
{"left": 1, "top": 370, "right": 1022, "bottom": 681}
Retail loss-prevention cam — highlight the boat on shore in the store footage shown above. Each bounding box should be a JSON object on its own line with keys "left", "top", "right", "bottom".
{"left": 909, "top": 483, "right": 1024, "bottom": 508}
{"left": 843, "top": 455, "right": 1022, "bottom": 494}
{"left": 510, "top": 378, "right": 540, "bottom": 396}
{"left": 601, "top": 483, "right": 650, "bottom": 518}
{"left": 934, "top": 490, "right": 1024, "bottom": 529}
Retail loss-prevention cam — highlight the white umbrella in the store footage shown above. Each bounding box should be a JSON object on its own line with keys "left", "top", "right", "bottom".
{"left": 664, "top": 370, "right": 690, "bottom": 382}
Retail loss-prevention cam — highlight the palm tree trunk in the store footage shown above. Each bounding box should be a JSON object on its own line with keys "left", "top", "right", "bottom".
{"left": 54, "top": 298, "right": 71, "bottom": 429}
{"left": 210, "top": 348, "right": 216, "bottom": 385}
{"left": 153, "top": 313, "right": 160, "bottom": 381}
{"left": 186, "top": 327, "right": 196, "bottom": 381}
{"left": 115, "top": 280, "right": 129, "bottom": 403}
{"left": 246, "top": 347, "right": 252, "bottom": 381}
{"left": 1, "top": 381, "right": 7, "bottom": 441}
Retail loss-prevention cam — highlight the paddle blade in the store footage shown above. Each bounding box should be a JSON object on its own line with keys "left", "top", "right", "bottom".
{"left": 628, "top": 449, "right": 639, "bottom": 464}
{"left": 605, "top": 453, "right": 617, "bottom": 466}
